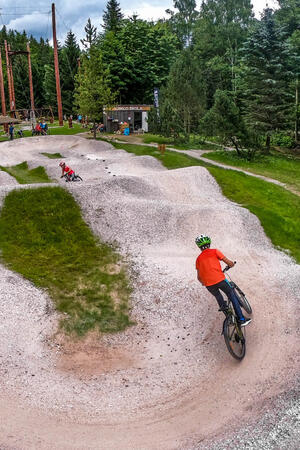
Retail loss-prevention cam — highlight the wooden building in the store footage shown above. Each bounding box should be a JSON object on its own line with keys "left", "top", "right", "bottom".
{"left": 103, "top": 105, "right": 151, "bottom": 133}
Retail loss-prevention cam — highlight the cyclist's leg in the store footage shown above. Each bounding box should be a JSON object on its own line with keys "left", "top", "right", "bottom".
{"left": 206, "top": 284, "right": 228, "bottom": 310}
{"left": 218, "top": 280, "right": 245, "bottom": 321}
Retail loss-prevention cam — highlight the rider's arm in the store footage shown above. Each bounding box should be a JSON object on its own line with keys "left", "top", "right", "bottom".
{"left": 222, "top": 256, "right": 234, "bottom": 267}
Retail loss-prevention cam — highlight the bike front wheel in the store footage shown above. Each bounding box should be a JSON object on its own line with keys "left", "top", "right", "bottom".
{"left": 223, "top": 316, "right": 246, "bottom": 361}
{"left": 234, "top": 286, "right": 252, "bottom": 315}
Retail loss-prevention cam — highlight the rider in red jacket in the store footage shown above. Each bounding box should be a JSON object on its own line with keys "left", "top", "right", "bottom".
{"left": 59, "top": 161, "right": 75, "bottom": 181}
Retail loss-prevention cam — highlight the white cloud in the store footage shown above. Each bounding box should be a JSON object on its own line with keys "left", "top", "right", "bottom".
{"left": 123, "top": 3, "right": 170, "bottom": 22}
{"left": 1, "top": 0, "right": 280, "bottom": 44}
{"left": 6, "top": 12, "right": 51, "bottom": 38}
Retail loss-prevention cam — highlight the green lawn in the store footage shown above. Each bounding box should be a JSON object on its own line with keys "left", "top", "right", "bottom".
{"left": 107, "top": 141, "right": 300, "bottom": 264}
{"left": 0, "top": 187, "right": 132, "bottom": 335}
{"left": 0, "top": 122, "right": 87, "bottom": 141}
{"left": 168, "top": 141, "right": 222, "bottom": 151}
{"left": 202, "top": 150, "right": 300, "bottom": 193}
{"left": 141, "top": 133, "right": 222, "bottom": 150}
{"left": 0, "top": 161, "right": 51, "bottom": 184}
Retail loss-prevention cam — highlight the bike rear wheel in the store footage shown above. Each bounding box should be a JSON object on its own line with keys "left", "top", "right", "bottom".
{"left": 234, "top": 286, "right": 252, "bottom": 315}
{"left": 223, "top": 316, "right": 246, "bottom": 360}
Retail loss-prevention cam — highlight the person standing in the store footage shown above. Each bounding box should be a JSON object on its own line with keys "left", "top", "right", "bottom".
{"left": 9, "top": 123, "right": 14, "bottom": 140}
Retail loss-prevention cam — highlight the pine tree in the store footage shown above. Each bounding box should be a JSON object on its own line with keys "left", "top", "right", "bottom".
{"left": 102, "top": 0, "right": 124, "bottom": 33}
{"left": 81, "top": 18, "right": 97, "bottom": 50}
{"left": 61, "top": 31, "right": 80, "bottom": 114}
{"left": 240, "top": 8, "right": 296, "bottom": 149}
{"left": 159, "top": 48, "right": 206, "bottom": 137}
{"left": 43, "top": 64, "right": 57, "bottom": 112}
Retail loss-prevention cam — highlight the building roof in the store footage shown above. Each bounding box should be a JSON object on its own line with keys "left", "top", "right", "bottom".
{"left": 104, "top": 105, "right": 151, "bottom": 112}
{"left": 0, "top": 115, "right": 21, "bottom": 124}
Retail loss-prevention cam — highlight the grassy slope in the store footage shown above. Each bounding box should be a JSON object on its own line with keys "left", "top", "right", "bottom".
{"left": 0, "top": 187, "right": 132, "bottom": 335}
{"left": 108, "top": 142, "right": 300, "bottom": 263}
{"left": 202, "top": 150, "right": 300, "bottom": 193}
{"left": 0, "top": 161, "right": 51, "bottom": 184}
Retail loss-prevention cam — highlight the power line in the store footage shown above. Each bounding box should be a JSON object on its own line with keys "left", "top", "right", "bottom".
{"left": 56, "top": 8, "right": 71, "bottom": 33}
{"left": 0, "top": 12, "right": 50, "bottom": 16}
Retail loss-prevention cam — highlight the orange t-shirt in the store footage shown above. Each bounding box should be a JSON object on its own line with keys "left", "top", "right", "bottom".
{"left": 195, "top": 248, "right": 225, "bottom": 287}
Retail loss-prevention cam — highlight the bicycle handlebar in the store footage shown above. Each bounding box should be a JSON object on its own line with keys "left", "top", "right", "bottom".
{"left": 223, "top": 261, "right": 236, "bottom": 273}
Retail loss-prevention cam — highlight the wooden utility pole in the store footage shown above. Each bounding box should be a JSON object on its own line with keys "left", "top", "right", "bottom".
{"left": 0, "top": 48, "right": 6, "bottom": 116}
{"left": 52, "top": 3, "right": 63, "bottom": 126}
{"left": 27, "top": 42, "right": 35, "bottom": 111}
{"left": 0, "top": 48, "right": 8, "bottom": 131}
{"left": 8, "top": 44, "right": 16, "bottom": 113}
{"left": 4, "top": 40, "right": 13, "bottom": 114}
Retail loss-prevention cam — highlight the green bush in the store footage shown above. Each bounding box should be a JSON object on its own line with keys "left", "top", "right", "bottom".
{"left": 271, "top": 132, "right": 294, "bottom": 148}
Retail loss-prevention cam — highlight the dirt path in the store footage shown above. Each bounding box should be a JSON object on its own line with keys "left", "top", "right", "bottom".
{"left": 0, "top": 135, "right": 299, "bottom": 449}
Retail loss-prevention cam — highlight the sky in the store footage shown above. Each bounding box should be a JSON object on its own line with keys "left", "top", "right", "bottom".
{"left": 0, "top": 0, "right": 279, "bottom": 44}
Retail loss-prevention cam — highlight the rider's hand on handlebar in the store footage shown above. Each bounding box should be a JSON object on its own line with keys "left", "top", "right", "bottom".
{"left": 223, "top": 261, "right": 236, "bottom": 272}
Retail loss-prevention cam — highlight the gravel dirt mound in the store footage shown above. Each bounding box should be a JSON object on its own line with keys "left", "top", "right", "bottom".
{"left": 0, "top": 135, "right": 299, "bottom": 449}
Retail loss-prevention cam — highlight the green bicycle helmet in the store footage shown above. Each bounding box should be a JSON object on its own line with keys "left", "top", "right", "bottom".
{"left": 195, "top": 234, "right": 211, "bottom": 249}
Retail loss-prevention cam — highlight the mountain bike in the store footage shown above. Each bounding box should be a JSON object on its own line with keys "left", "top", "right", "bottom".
{"left": 222, "top": 265, "right": 252, "bottom": 360}
{"left": 63, "top": 173, "right": 83, "bottom": 182}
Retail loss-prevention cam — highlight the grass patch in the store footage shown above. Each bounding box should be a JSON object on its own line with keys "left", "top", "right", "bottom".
{"left": 41, "top": 152, "right": 64, "bottom": 159}
{"left": 141, "top": 134, "right": 173, "bottom": 145}
{"left": 0, "top": 161, "right": 51, "bottom": 184}
{"left": 106, "top": 141, "right": 207, "bottom": 170}
{"left": 140, "top": 133, "right": 222, "bottom": 151}
{"left": 108, "top": 141, "right": 300, "bottom": 263}
{"left": 202, "top": 150, "right": 300, "bottom": 193}
{"left": 0, "top": 123, "right": 87, "bottom": 142}
{"left": 168, "top": 141, "right": 222, "bottom": 151}
{"left": 0, "top": 187, "right": 132, "bottom": 335}
{"left": 44, "top": 123, "right": 87, "bottom": 136}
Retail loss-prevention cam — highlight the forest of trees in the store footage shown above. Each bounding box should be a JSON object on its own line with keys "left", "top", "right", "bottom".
{"left": 1, "top": 0, "right": 299, "bottom": 152}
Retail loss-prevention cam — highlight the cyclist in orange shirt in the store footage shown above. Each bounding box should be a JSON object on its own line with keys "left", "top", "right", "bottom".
{"left": 195, "top": 234, "right": 251, "bottom": 327}
{"left": 59, "top": 161, "right": 75, "bottom": 181}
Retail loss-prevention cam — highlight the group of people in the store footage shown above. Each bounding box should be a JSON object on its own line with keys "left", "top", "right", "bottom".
{"left": 32, "top": 121, "right": 48, "bottom": 136}
{"left": 77, "top": 114, "right": 90, "bottom": 128}
{"left": 90, "top": 122, "right": 105, "bottom": 134}
{"left": 7, "top": 119, "right": 48, "bottom": 140}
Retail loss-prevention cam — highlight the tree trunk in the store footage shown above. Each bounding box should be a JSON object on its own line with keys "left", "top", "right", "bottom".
{"left": 230, "top": 137, "right": 242, "bottom": 156}
{"left": 264, "top": 135, "right": 270, "bottom": 154}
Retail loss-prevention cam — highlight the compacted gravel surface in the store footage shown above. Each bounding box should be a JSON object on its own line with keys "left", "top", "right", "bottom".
{"left": 0, "top": 135, "right": 299, "bottom": 449}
